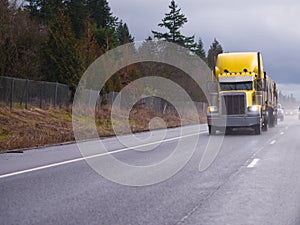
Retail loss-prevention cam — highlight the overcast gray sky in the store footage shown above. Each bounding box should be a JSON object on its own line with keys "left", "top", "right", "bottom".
{"left": 109, "top": 0, "right": 300, "bottom": 101}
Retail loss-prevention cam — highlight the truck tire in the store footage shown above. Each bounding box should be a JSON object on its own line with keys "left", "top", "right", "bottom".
{"left": 225, "top": 127, "right": 232, "bottom": 135}
{"left": 262, "top": 116, "right": 268, "bottom": 131}
{"left": 208, "top": 125, "right": 216, "bottom": 135}
{"left": 269, "top": 109, "right": 275, "bottom": 128}
{"left": 262, "top": 122, "right": 268, "bottom": 131}
{"left": 254, "top": 124, "right": 261, "bottom": 135}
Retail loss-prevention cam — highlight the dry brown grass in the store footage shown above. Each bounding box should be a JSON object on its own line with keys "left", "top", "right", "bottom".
{"left": 0, "top": 106, "right": 207, "bottom": 152}
{"left": 0, "top": 107, "right": 74, "bottom": 151}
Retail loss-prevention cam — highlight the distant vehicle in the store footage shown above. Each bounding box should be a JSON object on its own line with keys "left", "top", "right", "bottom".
{"left": 277, "top": 104, "right": 284, "bottom": 121}
{"left": 298, "top": 107, "right": 300, "bottom": 120}
{"left": 285, "top": 108, "right": 298, "bottom": 116}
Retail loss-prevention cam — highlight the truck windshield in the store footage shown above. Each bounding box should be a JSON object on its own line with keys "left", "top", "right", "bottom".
{"left": 220, "top": 82, "right": 252, "bottom": 91}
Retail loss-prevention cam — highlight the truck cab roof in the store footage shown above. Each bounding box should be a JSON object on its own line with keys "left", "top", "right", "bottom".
{"left": 215, "top": 52, "right": 264, "bottom": 78}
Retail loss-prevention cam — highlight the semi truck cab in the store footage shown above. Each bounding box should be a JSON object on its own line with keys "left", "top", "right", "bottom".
{"left": 207, "top": 52, "right": 277, "bottom": 135}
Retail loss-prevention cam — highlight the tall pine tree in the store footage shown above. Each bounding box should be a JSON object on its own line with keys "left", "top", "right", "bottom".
{"left": 66, "top": 0, "right": 88, "bottom": 39}
{"left": 207, "top": 38, "right": 223, "bottom": 70}
{"left": 40, "top": 8, "right": 84, "bottom": 93}
{"left": 194, "top": 38, "right": 206, "bottom": 61}
{"left": 152, "top": 0, "right": 196, "bottom": 50}
{"left": 86, "top": 0, "right": 119, "bottom": 53}
{"left": 87, "top": 0, "right": 117, "bottom": 28}
{"left": 116, "top": 20, "right": 134, "bottom": 44}
{"left": 26, "top": 0, "right": 64, "bottom": 22}
{"left": 80, "top": 18, "right": 99, "bottom": 68}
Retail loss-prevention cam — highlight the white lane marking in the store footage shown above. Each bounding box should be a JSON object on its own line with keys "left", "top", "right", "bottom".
{"left": 280, "top": 132, "right": 284, "bottom": 135}
{"left": 247, "top": 158, "right": 260, "bottom": 168}
{"left": 0, "top": 130, "right": 207, "bottom": 179}
{"left": 270, "top": 140, "right": 276, "bottom": 145}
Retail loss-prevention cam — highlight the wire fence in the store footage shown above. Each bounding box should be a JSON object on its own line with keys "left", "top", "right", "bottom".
{"left": 0, "top": 76, "right": 208, "bottom": 114}
{"left": 79, "top": 89, "right": 208, "bottom": 114}
{"left": 0, "top": 76, "right": 70, "bottom": 110}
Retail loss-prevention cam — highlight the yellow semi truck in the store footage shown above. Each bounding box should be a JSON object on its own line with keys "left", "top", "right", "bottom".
{"left": 207, "top": 52, "right": 278, "bottom": 135}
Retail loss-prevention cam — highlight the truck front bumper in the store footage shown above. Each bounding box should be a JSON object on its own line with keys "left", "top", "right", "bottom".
{"left": 207, "top": 114, "right": 260, "bottom": 128}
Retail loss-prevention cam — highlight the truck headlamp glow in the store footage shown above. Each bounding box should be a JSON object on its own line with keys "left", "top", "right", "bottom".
{"left": 208, "top": 106, "right": 218, "bottom": 113}
{"left": 248, "top": 105, "right": 259, "bottom": 112}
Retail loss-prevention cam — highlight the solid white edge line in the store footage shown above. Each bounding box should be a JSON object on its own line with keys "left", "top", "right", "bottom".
{"left": 0, "top": 130, "right": 207, "bottom": 179}
{"left": 247, "top": 158, "right": 260, "bottom": 168}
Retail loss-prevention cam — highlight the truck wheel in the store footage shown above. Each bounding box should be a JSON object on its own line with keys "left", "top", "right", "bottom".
{"left": 269, "top": 109, "right": 275, "bottom": 128}
{"left": 262, "top": 117, "right": 268, "bottom": 131}
{"left": 225, "top": 127, "right": 232, "bottom": 135}
{"left": 262, "top": 124, "right": 267, "bottom": 131}
{"left": 254, "top": 124, "right": 261, "bottom": 135}
{"left": 208, "top": 125, "right": 216, "bottom": 135}
{"left": 262, "top": 122, "right": 268, "bottom": 131}
{"left": 271, "top": 116, "right": 275, "bottom": 127}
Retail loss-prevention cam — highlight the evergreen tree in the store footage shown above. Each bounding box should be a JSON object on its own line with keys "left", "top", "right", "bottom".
{"left": 40, "top": 8, "right": 84, "bottom": 93}
{"left": 114, "top": 20, "right": 137, "bottom": 91}
{"left": 26, "top": 0, "right": 64, "bottom": 22}
{"left": 96, "top": 26, "right": 119, "bottom": 53}
{"left": 116, "top": 20, "right": 134, "bottom": 44}
{"left": 207, "top": 38, "right": 223, "bottom": 70}
{"left": 87, "top": 0, "right": 117, "bottom": 28}
{"left": 194, "top": 38, "right": 206, "bottom": 61}
{"left": 152, "top": 0, "right": 196, "bottom": 50}
{"left": 80, "top": 18, "right": 99, "bottom": 68}
{"left": 25, "top": 0, "right": 40, "bottom": 19}
{"left": 86, "top": 0, "right": 119, "bottom": 53}
{"left": 66, "top": 0, "right": 88, "bottom": 39}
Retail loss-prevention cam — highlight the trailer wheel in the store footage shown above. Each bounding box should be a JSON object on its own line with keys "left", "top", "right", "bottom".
{"left": 262, "top": 116, "right": 268, "bottom": 131}
{"left": 269, "top": 108, "right": 275, "bottom": 128}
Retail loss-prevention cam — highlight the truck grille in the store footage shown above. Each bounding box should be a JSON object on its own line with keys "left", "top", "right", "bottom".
{"left": 221, "top": 94, "right": 246, "bottom": 115}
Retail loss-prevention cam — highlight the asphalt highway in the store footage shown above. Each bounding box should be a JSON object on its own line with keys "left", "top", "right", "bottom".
{"left": 0, "top": 118, "right": 299, "bottom": 225}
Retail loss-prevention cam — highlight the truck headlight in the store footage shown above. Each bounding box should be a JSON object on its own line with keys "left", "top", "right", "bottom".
{"left": 208, "top": 106, "right": 218, "bottom": 113}
{"left": 248, "top": 105, "right": 259, "bottom": 112}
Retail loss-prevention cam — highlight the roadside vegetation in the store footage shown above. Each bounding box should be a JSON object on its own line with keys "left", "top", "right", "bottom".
{"left": 0, "top": 107, "right": 206, "bottom": 152}
{"left": 1, "top": 0, "right": 224, "bottom": 94}
{"left": 1, "top": 0, "right": 215, "bottom": 151}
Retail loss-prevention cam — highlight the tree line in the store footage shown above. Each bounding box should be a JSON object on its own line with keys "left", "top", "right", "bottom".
{"left": 278, "top": 91, "right": 297, "bottom": 106}
{"left": 0, "top": 0, "right": 224, "bottom": 98}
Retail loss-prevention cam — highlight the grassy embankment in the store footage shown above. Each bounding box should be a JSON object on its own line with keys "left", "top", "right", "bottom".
{"left": 0, "top": 106, "right": 206, "bottom": 152}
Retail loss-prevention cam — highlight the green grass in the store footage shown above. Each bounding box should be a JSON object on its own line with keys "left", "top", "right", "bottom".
{"left": 0, "top": 134, "right": 9, "bottom": 142}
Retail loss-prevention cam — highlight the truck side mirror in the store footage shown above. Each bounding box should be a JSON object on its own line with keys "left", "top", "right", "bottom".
{"left": 255, "top": 79, "right": 263, "bottom": 91}
{"left": 206, "top": 81, "right": 219, "bottom": 106}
